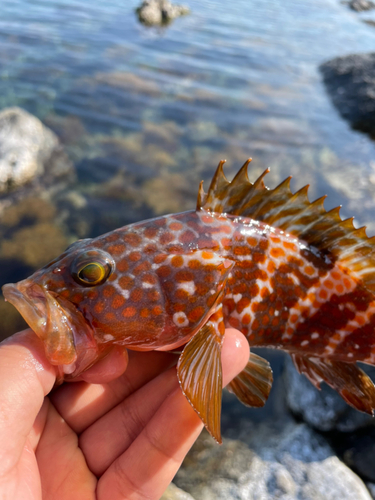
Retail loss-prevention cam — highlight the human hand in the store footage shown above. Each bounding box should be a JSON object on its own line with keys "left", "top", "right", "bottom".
{"left": 0, "top": 328, "right": 248, "bottom": 500}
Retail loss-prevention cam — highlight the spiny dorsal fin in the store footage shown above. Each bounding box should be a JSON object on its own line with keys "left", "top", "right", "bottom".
{"left": 197, "top": 159, "right": 375, "bottom": 293}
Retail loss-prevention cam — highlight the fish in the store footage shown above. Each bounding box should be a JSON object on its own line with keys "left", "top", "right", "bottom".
{"left": 3, "top": 158, "right": 375, "bottom": 443}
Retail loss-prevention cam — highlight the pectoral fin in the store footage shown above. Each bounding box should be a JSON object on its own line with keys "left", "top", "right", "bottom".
{"left": 228, "top": 352, "right": 273, "bottom": 407}
{"left": 177, "top": 322, "right": 224, "bottom": 443}
{"left": 292, "top": 354, "right": 375, "bottom": 415}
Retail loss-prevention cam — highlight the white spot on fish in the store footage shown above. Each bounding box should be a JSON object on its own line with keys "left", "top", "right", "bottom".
{"left": 142, "top": 282, "right": 153, "bottom": 289}
{"left": 173, "top": 311, "right": 189, "bottom": 327}
{"left": 311, "top": 332, "right": 319, "bottom": 339}
{"left": 348, "top": 353, "right": 354, "bottom": 358}
{"left": 301, "top": 340, "right": 309, "bottom": 347}
{"left": 177, "top": 281, "right": 196, "bottom": 295}
{"left": 355, "top": 344, "right": 360, "bottom": 349}
{"left": 104, "top": 334, "right": 115, "bottom": 341}
{"left": 232, "top": 293, "right": 242, "bottom": 303}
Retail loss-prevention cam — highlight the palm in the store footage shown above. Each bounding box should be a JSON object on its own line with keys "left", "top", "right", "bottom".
{"left": 0, "top": 329, "right": 248, "bottom": 500}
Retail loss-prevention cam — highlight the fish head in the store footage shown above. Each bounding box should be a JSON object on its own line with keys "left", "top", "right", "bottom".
{"left": 2, "top": 231, "right": 169, "bottom": 378}
{"left": 2, "top": 238, "right": 114, "bottom": 377}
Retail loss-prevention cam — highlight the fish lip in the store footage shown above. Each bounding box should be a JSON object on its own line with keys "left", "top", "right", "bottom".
{"left": 2, "top": 280, "right": 77, "bottom": 365}
{"left": 2, "top": 281, "right": 48, "bottom": 339}
{"left": 2, "top": 280, "right": 99, "bottom": 377}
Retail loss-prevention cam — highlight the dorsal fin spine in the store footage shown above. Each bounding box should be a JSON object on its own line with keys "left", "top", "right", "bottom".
{"left": 231, "top": 158, "right": 252, "bottom": 185}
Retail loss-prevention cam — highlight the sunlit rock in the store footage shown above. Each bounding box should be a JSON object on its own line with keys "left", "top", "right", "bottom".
{"left": 0, "top": 107, "right": 73, "bottom": 193}
{"left": 175, "top": 422, "right": 372, "bottom": 500}
{"left": 136, "top": 0, "right": 190, "bottom": 26}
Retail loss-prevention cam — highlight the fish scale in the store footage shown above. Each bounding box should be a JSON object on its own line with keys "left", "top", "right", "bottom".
{"left": 3, "top": 158, "right": 375, "bottom": 443}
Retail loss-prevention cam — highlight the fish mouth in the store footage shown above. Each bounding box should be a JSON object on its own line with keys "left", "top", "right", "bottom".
{"left": 3, "top": 281, "right": 50, "bottom": 339}
{"left": 2, "top": 280, "right": 98, "bottom": 377}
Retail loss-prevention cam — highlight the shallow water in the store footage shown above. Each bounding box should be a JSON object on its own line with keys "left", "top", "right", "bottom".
{"left": 1, "top": 0, "right": 375, "bottom": 340}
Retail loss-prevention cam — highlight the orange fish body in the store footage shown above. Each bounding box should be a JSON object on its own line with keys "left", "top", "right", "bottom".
{"left": 3, "top": 159, "right": 375, "bottom": 442}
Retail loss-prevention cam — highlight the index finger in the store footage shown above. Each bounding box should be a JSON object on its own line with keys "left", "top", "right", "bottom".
{"left": 0, "top": 329, "right": 57, "bottom": 478}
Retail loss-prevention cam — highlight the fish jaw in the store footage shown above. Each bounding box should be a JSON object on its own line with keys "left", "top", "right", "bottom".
{"left": 2, "top": 281, "right": 49, "bottom": 342}
{"left": 2, "top": 280, "right": 99, "bottom": 377}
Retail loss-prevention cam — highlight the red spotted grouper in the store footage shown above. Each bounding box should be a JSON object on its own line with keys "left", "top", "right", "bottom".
{"left": 3, "top": 159, "right": 375, "bottom": 443}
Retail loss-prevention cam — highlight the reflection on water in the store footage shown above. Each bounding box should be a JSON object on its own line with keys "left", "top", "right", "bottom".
{"left": 1, "top": 0, "right": 375, "bottom": 340}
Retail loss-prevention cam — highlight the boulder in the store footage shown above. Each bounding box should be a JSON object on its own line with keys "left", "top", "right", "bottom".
{"left": 320, "top": 53, "right": 375, "bottom": 137}
{"left": 136, "top": 0, "right": 189, "bottom": 26}
{"left": 175, "top": 420, "right": 372, "bottom": 500}
{"left": 0, "top": 107, "right": 73, "bottom": 194}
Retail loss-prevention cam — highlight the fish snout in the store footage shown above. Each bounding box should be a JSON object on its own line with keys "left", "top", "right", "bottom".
{"left": 2, "top": 280, "right": 49, "bottom": 339}
{"left": 2, "top": 279, "right": 99, "bottom": 378}
{"left": 2, "top": 279, "right": 78, "bottom": 367}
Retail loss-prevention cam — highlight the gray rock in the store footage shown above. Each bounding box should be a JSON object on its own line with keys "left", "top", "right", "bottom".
{"left": 0, "top": 107, "right": 72, "bottom": 193}
{"left": 136, "top": 0, "right": 189, "bottom": 26}
{"left": 284, "top": 356, "right": 374, "bottom": 432}
{"left": 175, "top": 420, "right": 372, "bottom": 500}
{"left": 320, "top": 53, "right": 375, "bottom": 137}
{"left": 348, "top": 0, "right": 375, "bottom": 11}
{"left": 161, "top": 483, "right": 196, "bottom": 500}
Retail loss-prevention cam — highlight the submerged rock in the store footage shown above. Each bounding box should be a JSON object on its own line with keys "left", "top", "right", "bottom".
{"left": 348, "top": 0, "right": 375, "bottom": 11}
{"left": 136, "top": 0, "right": 189, "bottom": 26}
{"left": 320, "top": 53, "right": 375, "bottom": 138}
{"left": 175, "top": 421, "right": 372, "bottom": 500}
{"left": 0, "top": 107, "right": 73, "bottom": 193}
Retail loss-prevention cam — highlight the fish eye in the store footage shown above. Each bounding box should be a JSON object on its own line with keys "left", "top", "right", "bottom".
{"left": 71, "top": 250, "right": 114, "bottom": 287}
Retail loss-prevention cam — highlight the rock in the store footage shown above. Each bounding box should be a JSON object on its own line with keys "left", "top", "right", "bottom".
{"left": 161, "top": 483, "right": 196, "bottom": 500}
{"left": 0, "top": 107, "right": 73, "bottom": 193}
{"left": 320, "top": 53, "right": 375, "bottom": 138}
{"left": 136, "top": 0, "right": 189, "bottom": 26}
{"left": 348, "top": 0, "right": 375, "bottom": 11}
{"left": 284, "top": 357, "right": 374, "bottom": 432}
{"left": 175, "top": 420, "right": 372, "bottom": 500}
